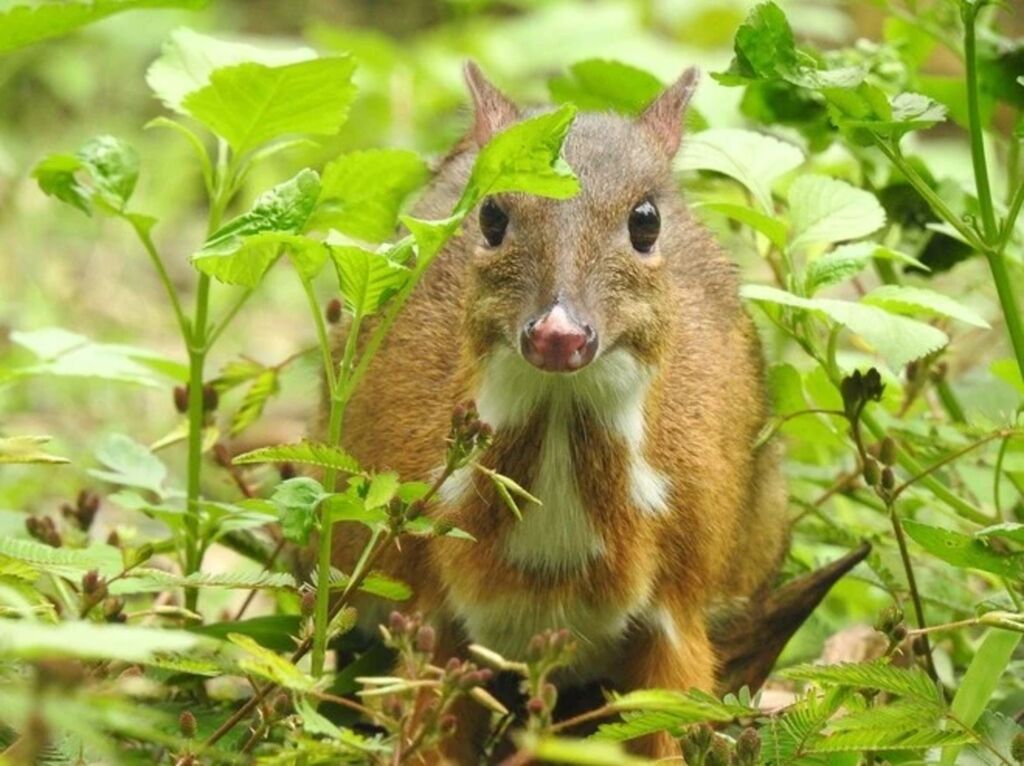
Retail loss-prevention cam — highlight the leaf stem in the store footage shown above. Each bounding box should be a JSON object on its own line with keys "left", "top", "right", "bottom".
{"left": 128, "top": 216, "right": 189, "bottom": 341}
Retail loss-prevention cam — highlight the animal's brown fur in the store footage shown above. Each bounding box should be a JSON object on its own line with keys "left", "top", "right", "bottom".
{"left": 323, "top": 67, "right": 789, "bottom": 762}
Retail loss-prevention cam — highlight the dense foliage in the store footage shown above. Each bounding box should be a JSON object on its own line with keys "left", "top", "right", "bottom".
{"left": 1, "top": 0, "right": 1023, "bottom": 763}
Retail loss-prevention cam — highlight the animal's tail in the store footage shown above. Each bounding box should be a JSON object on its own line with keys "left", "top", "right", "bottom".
{"left": 710, "top": 542, "right": 872, "bottom": 696}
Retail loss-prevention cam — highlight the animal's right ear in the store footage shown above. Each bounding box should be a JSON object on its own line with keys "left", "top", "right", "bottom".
{"left": 639, "top": 66, "right": 700, "bottom": 158}
{"left": 464, "top": 61, "right": 520, "bottom": 147}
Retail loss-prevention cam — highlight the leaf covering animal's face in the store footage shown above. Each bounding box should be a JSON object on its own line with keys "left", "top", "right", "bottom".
{"left": 460, "top": 66, "right": 700, "bottom": 372}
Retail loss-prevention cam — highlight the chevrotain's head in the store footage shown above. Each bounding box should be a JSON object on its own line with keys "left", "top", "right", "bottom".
{"left": 461, "top": 62, "right": 699, "bottom": 375}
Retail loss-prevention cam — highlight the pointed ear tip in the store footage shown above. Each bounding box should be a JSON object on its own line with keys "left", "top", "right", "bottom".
{"left": 679, "top": 66, "right": 701, "bottom": 89}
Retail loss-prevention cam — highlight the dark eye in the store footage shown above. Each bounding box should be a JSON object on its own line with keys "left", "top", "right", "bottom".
{"left": 628, "top": 199, "right": 660, "bottom": 253}
{"left": 479, "top": 198, "right": 509, "bottom": 247}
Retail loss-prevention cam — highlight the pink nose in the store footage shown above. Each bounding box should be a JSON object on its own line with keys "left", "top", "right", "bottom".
{"left": 520, "top": 304, "right": 598, "bottom": 372}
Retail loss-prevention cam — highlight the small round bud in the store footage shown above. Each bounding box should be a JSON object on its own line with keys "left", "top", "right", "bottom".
{"left": 540, "top": 682, "right": 557, "bottom": 709}
{"left": 879, "top": 437, "right": 897, "bottom": 467}
{"left": 279, "top": 462, "right": 297, "bottom": 481}
{"left": 106, "top": 530, "right": 121, "bottom": 547}
{"left": 213, "top": 443, "right": 232, "bottom": 468}
{"left": 706, "top": 736, "right": 731, "bottom": 766}
{"left": 82, "top": 569, "right": 103, "bottom": 596}
{"left": 179, "top": 710, "right": 197, "bottom": 738}
{"left": 414, "top": 625, "right": 436, "bottom": 655}
{"left": 325, "top": 298, "right": 343, "bottom": 324}
{"left": 300, "top": 589, "right": 316, "bottom": 618}
{"left": 687, "top": 723, "right": 713, "bottom": 753}
{"left": 735, "top": 727, "right": 761, "bottom": 766}
{"left": 881, "top": 467, "right": 895, "bottom": 491}
{"left": 202, "top": 384, "right": 219, "bottom": 413}
{"left": 451, "top": 403, "right": 468, "bottom": 430}
{"left": 863, "top": 457, "right": 881, "bottom": 487}
{"left": 912, "top": 635, "right": 929, "bottom": 656}
{"left": 439, "top": 713, "right": 458, "bottom": 737}
{"left": 103, "top": 597, "right": 125, "bottom": 623}
{"left": 388, "top": 611, "right": 408, "bottom": 635}
{"left": 929, "top": 361, "right": 948, "bottom": 384}
{"left": 173, "top": 385, "right": 188, "bottom": 413}
{"left": 1010, "top": 731, "right": 1024, "bottom": 763}
{"left": 383, "top": 696, "right": 404, "bottom": 720}
{"left": 407, "top": 500, "right": 426, "bottom": 520}
{"left": 891, "top": 624, "right": 907, "bottom": 642}
{"left": 445, "top": 657, "right": 461, "bottom": 673}
{"left": 526, "top": 696, "right": 546, "bottom": 716}
{"left": 874, "top": 604, "right": 904, "bottom": 634}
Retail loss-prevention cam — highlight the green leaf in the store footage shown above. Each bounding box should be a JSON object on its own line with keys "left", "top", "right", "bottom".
{"left": 34, "top": 135, "right": 139, "bottom": 215}
{"left": 678, "top": 128, "right": 804, "bottom": 213}
{"left": 234, "top": 440, "right": 361, "bottom": 474}
{"left": 147, "top": 27, "right": 315, "bottom": 114}
{"left": 271, "top": 477, "right": 326, "bottom": 545}
{"left": 182, "top": 56, "right": 356, "bottom": 155}
{"left": 804, "top": 243, "right": 929, "bottom": 294}
{"left": 992, "top": 358, "right": 1024, "bottom": 394}
{"left": 862, "top": 285, "right": 990, "bottom": 328}
{"left": 0, "top": 620, "right": 210, "bottom": 663}
{"left": 364, "top": 472, "right": 400, "bottom": 510}
{"left": 9, "top": 327, "right": 180, "bottom": 387}
{"left": 0, "top": 435, "right": 69, "bottom": 465}
{"left": 826, "top": 87, "right": 947, "bottom": 141}
{"left": 782, "top": 660, "right": 940, "bottom": 702}
{"left": 693, "top": 201, "right": 788, "bottom": 250}
{"left": 902, "top": 519, "right": 1024, "bottom": 580}
{"left": 192, "top": 169, "right": 322, "bottom": 286}
{"left": 330, "top": 245, "right": 411, "bottom": 317}
{"left": 0, "top": 538, "right": 123, "bottom": 580}
{"left": 595, "top": 689, "right": 756, "bottom": 741}
{"left": 458, "top": 105, "right": 580, "bottom": 212}
{"left": 330, "top": 569, "right": 411, "bottom": 601}
{"left": 89, "top": 433, "right": 167, "bottom": 495}
{"left": 976, "top": 523, "right": 1024, "bottom": 546}
{"left": 941, "top": 629, "right": 1023, "bottom": 766}
{"left": 228, "top": 633, "right": 316, "bottom": 692}
{"left": 400, "top": 214, "right": 462, "bottom": 261}
{"left": 230, "top": 367, "right": 281, "bottom": 436}
{"left": 0, "top": 0, "right": 206, "bottom": 53}
{"left": 715, "top": 0, "right": 799, "bottom": 83}
{"left": 548, "top": 59, "right": 664, "bottom": 116}
{"left": 742, "top": 284, "right": 948, "bottom": 367}
{"left": 112, "top": 568, "right": 296, "bottom": 594}
{"left": 526, "top": 735, "right": 649, "bottom": 765}
{"left": 191, "top": 614, "right": 302, "bottom": 652}
{"left": 788, "top": 175, "right": 886, "bottom": 251}
{"left": 311, "top": 149, "right": 429, "bottom": 242}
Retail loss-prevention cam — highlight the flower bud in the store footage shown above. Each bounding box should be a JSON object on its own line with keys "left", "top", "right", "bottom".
{"left": 213, "top": 443, "right": 232, "bottom": 468}
{"left": 300, "top": 589, "right": 316, "bottom": 618}
{"left": 103, "top": 597, "right": 126, "bottom": 623}
{"left": 863, "top": 457, "right": 880, "bottom": 487}
{"left": 388, "top": 611, "right": 408, "bottom": 635}
{"left": 891, "top": 624, "right": 907, "bottom": 642}
{"left": 82, "top": 569, "right": 103, "bottom": 596}
{"left": 439, "top": 713, "right": 458, "bottom": 737}
{"left": 179, "top": 710, "right": 197, "bottom": 738}
{"left": 325, "top": 298, "right": 342, "bottom": 324}
{"left": 106, "top": 530, "right": 121, "bottom": 547}
{"left": 173, "top": 385, "right": 188, "bottom": 413}
{"left": 1010, "top": 731, "right": 1024, "bottom": 763}
{"left": 735, "top": 727, "right": 761, "bottom": 766}
{"left": 415, "top": 625, "right": 436, "bottom": 655}
{"left": 540, "top": 682, "right": 557, "bottom": 709}
{"left": 202, "top": 384, "right": 219, "bottom": 413}
{"left": 526, "top": 696, "right": 546, "bottom": 716}
{"left": 875, "top": 604, "right": 904, "bottom": 635}
{"left": 881, "top": 467, "right": 895, "bottom": 491}
{"left": 706, "top": 737, "right": 731, "bottom": 766}
{"left": 279, "top": 462, "right": 297, "bottom": 481}
{"left": 879, "top": 437, "right": 897, "bottom": 467}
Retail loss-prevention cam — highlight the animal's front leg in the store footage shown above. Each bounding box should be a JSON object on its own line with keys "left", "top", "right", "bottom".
{"left": 616, "top": 607, "right": 716, "bottom": 759}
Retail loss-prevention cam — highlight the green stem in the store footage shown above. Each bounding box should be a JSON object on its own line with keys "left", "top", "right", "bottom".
{"left": 984, "top": 250, "right": 1024, "bottom": 382}
{"left": 887, "top": 500, "right": 939, "bottom": 681}
{"left": 206, "top": 289, "right": 254, "bottom": 349}
{"left": 128, "top": 217, "right": 189, "bottom": 341}
{"left": 935, "top": 379, "right": 967, "bottom": 423}
{"left": 962, "top": 3, "right": 998, "bottom": 243}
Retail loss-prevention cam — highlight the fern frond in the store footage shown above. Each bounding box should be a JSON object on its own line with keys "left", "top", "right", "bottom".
{"left": 781, "top": 660, "right": 940, "bottom": 703}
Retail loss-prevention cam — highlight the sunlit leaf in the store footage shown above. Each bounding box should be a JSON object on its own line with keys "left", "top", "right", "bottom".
{"left": 0, "top": 436, "right": 69, "bottom": 465}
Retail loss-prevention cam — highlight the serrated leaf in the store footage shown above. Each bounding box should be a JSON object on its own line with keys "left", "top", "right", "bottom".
{"left": 782, "top": 660, "right": 941, "bottom": 702}
{"left": 788, "top": 175, "right": 886, "bottom": 251}
{"left": 147, "top": 27, "right": 316, "bottom": 114}
{"left": 0, "top": 0, "right": 206, "bottom": 53}
{"left": 903, "top": 519, "right": 1024, "bottom": 580}
{"left": 364, "top": 472, "right": 399, "bottom": 510}
{"left": 112, "top": 568, "right": 296, "bottom": 593}
{"left": 34, "top": 135, "right": 139, "bottom": 215}
{"left": 271, "top": 477, "right": 326, "bottom": 545}
{"left": 862, "top": 285, "right": 990, "bottom": 328}
{"left": 548, "top": 59, "right": 664, "bottom": 116}
{"left": 812, "top": 727, "right": 974, "bottom": 753}
{"left": 805, "top": 242, "right": 929, "bottom": 294}
{"left": 458, "top": 105, "right": 580, "bottom": 212}
{"left": 192, "top": 169, "right": 322, "bottom": 286}
{"left": 0, "top": 435, "right": 69, "bottom": 465}
{"left": 329, "top": 569, "right": 411, "bottom": 601}
{"left": 231, "top": 368, "right": 280, "bottom": 436}
{"left": 678, "top": 128, "right": 804, "bottom": 213}
{"left": 330, "top": 245, "right": 411, "bottom": 317}
{"left": 742, "top": 284, "right": 948, "bottom": 367}
{"left": 88, "top": 434, "right": 167, "bottom": 495}
{"left": 182, "top": 57, "right": 356, "bottom": 155}
{"left": 0, "top": 538, "right": 123, "bottom": 580}
{"left": 311, "top": 149, "right": 429, "bottom": 242}
{"left": 976, "top": 523, "right": 1024, "bottom": 545}
{"left": 233, "top": 440, "right": 361, "bottom": 474}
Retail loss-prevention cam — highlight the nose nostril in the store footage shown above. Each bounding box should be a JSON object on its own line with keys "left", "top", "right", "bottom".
{"left": 582, "top": 323, "right": 595, "bottom": 341}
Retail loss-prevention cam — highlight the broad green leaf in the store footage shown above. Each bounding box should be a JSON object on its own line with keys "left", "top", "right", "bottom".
{"left": 0, "top": 435, "right": 69, "bottom": 465}
{"left": 991, "top": 358, "right": 1024, "bottom": 394}
{"left": 0, "top": 620, "right": 209, "bottom": 663}
{"left": 147, "top": 27, "right": 315, "bottom": 113}
{"left": 400, "top": 214, "right": 462, "bottom": 261}
{"left": 34, "top": 135, "right": 139, "bottom": 215}
{"left": 976, "top": 523, "right": 1024, "bottom": 545}
{"left": 325, "top": 490, "right": 388, "bottom": 529}
{"left": 364, "top": 472, "right": 400, "bottom": 510}
{"left": 330, "top": 245, "right": 411, "bottom": 317}
{"left": 742, "top": 284, "right": 948, "bottom": 367}
{"left": 89, "top": 434, "right": 167, "bottom": 495}
{"left": 804, "top": 243, "right": 929, "bottom": 294}
{"left": 693, "top": 201, "right": 788, "bottom": 250}
{"left": 228, "top": 633, "right": 316, "bottom": 692}
{"left": 459, "top": 105, "right": 580, "bottom": 212}
{"left": 230, "top": 368, "right": 281, "bottom": 436}
{"left": 271, "top": 477, "right": 326, "bottom": 545}
{"left": 862, "top": 285, "right": 990, "bottom": 328}
{"left": 182, "top": 57, "right": 356, "bottom": 155}
{"left": 9, "top": 328, "right": 180, "bottom": 387}
{"left": 941, "top": 629, "right": 1023, "bottom": 765}
{"left": 826, "top": 85, "right": 947, "bottom": 142}
{"left": 714, "top": 0, "right": 799, "bottom": 84}
{"left": 330, "top": 569, "right": 411, "bottom": 601}
{"left": 192, "top": 169, "right": 321, "bottom": 286}
{"left": 234, "top": 440, "right": 361, "bottom": 474}
{"left": 788, "top": 175, "right": 886, "bottom": 251}
{"left": 678, "top": 128, "right": 804, "bottom": 213}
{"left": 0, "top": 0, "right": 206, "bottom": 53}
{"left": 548, "top": 59, "right": 664, "bottom": 115}
{"left": 902, "top": 519, "right": 1024, "bottom": 580}
{"left": 311, "top": 149, "right": 429, "bottom": 242}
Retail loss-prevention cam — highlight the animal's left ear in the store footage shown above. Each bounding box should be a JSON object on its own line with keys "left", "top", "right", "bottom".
{"left": 639, "top": 67, "right": 700, "bottom": 157}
